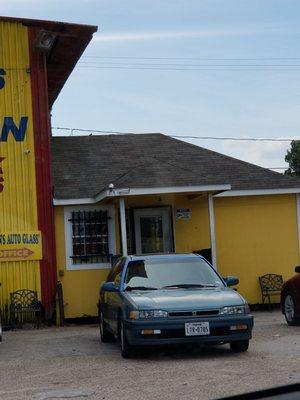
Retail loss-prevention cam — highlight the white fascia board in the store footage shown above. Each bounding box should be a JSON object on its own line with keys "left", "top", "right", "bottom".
{"left": 53, "top": 197, "right": 95, "bottom": 205}
{"left": 215, "top": 187, "right": 300, "bottom": 198}
{"left": 109, "top": 184, "right": 231, "bottom": 197}
{"left": 53, "top": 190, "right": 109, "bottom": 206}
{"left": 53, "top": 184, "right": 231, "bottom": 205}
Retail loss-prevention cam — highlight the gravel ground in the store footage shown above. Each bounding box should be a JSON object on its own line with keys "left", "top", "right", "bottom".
{"left": 0, "top": 311, "right": 299, "bottom": 400}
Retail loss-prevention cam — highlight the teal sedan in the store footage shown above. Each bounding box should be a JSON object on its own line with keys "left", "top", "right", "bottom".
{"left": 98, "top": 254, "right": 253, "bottom": 358}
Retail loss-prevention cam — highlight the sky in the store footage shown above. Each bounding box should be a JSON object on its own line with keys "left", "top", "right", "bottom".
{"left": 1, "top": 0, "right": 300, "bottom": 171}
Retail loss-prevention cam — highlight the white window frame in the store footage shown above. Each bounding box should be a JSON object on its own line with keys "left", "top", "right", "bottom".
{"left": 64, "top": 205, "right": 116, "bottom": 271}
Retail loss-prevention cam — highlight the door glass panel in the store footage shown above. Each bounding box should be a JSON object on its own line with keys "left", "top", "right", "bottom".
{"left": 140, "top": 216, "right": 164, "bottom": 253}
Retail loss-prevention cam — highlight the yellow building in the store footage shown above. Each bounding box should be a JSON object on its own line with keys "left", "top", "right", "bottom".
{"left": 52, "top": 135, "right": 300, "bottom": 318}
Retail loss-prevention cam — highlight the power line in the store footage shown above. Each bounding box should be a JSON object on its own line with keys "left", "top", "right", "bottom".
{"left": 51, "top": 127, "right": 289, "bottom": 171}
{"left": 77, "top": 56, "right": 300, "bottom": 71}
{"left": 171, "top": 135, "right": 295, "bottom": 142}
{"left": 76, "top": 65, "right": 300, "bottom": 72}
{"left": 78, "top": 61, "right": 300, "bottom": 67}
{"left": 78, "top": 61, "right": 300, "bottom": 68}
{"left": 78, "top": 62, "right": 300, "bottom": 67}
{"left": 82, "top": 56, "right": 300, "bottom": 61}
{"left": 52, "top": 127, "right": 299, "bottom": 142}
{"left": 268, "top": 167, "right": 287, "bottom": 170}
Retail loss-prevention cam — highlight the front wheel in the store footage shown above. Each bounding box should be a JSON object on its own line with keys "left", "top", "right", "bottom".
{"left": 119, "top": 321, "right": 135, "bottom": 358}
{"left": 99, "top": 311, "right": 114, "bottom": 343}
{"left": 283, "top": 293, "right": 298, "bottom": 325}
{"left": 230, "top": 340, "right": 249, "bottom": 353}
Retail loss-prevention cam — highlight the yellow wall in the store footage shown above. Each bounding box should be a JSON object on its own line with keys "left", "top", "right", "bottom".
{"left": 54, "top": 206, "right": 110, "bottom": 318}
{"left": 55, "top": 194, "right": 211, "bottom": 318}
{"left": 55, "top": 193, "right": 300, "bottom": 318}
{"left": 215, "top": 194, "right": 299, "bottom": 304}
{"left": 0, "top": 21, "right": 41, "bottom": 315}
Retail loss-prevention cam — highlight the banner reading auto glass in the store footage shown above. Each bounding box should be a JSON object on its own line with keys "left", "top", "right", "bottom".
{"left": 0, "top": 21, "right": 42, "bottom": 264}
{"left": 0, "top": 231, "right": 42, "bottom": 261}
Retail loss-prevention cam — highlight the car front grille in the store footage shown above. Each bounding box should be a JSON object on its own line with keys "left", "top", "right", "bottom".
{"left": 168, "top": 309, "right": 219, "bottom": 318}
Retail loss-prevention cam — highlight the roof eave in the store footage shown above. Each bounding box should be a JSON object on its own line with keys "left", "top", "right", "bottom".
{"left": 53, "top": 184, "right": 232, "bottom": 205}
{"left": 215, "top": 188, "right": 300, "bottom": 197}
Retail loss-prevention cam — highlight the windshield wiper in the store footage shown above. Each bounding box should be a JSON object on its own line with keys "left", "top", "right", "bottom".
{"left": 162, "top": 284, "right": 217, "bottom": 289}
{"left": 125, "top": 286, "right": 158, "bottom": 291}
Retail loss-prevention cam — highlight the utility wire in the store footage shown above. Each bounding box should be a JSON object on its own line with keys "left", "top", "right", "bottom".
{"left": 52, "top": 127, "right": 299, "bottom": 142}
{"left": 52, "top": 127, "right": 291, "bottom": 171}
{"left": 82, "top": 56, "right": 300, "bottom": 61}
{"left": 268, "top": 167, "right": 287, "bottom": 170}
{"left": 76, "top": 65, "right": 300, "bottom": 72}
{"left": 77, "top": 57, "right": 300, "bottom": 71}
{"left": 171, "top": 135, "right": 295, "bottom": 142}
{"left": 78, "top": 62, "right": 300, "bottom": 67}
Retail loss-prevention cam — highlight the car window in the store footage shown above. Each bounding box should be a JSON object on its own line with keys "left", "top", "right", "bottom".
{"left": 124, "top": 257, "right": 224, "bottom": 289}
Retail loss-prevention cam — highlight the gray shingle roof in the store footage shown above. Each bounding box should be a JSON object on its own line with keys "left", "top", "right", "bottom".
{"left": 51, "top": 133, "right": 300, "bottom": 199}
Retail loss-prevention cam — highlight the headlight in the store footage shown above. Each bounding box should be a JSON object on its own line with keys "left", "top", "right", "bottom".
{"left": 129, "top": 310, "right": 168, "bottom": 320}
{"left": 220, "top": 304, "right": 250, "bottom": 315}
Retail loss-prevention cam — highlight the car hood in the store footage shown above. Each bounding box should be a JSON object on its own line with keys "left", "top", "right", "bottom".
{"left": 126, "top": 287, "right": 245, "bottom": 310}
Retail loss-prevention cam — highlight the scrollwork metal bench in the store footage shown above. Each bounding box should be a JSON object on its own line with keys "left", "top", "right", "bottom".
{"left": 259, "top": 274, "right": 284, "bottom": 308}
{"left": 10, "top": 289, "right": 42, "bottom": 329}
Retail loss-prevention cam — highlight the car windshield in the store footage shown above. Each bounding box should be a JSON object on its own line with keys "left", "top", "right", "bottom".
{"left": 124, "top": 257, "right": 224, "bottom": 289}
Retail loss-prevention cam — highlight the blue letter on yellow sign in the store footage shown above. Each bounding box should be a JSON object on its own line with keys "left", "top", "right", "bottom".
{"left": 0, "top": 117, "right": 28, "bottom": 142}
{"left": 0, "top": 68, "right": 5, "bottom": 90}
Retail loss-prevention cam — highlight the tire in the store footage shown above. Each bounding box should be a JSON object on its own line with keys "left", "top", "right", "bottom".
{"left": 99, "top": 311, "right": 114, "bottom": 343}
{"left": 283, "top": 293, "right": 298, "bottom": 326}
{"left": 230, "top": 340, "right": 249, "bottom": 353}
{"left": 119, "top": 321, "right": 134, "bottom": 359}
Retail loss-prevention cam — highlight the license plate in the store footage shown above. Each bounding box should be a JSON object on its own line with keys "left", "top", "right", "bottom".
{"left": 185, "top": 322, "right": 210, "bottom": 336}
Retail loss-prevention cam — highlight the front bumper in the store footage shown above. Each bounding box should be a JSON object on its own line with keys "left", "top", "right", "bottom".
{"left": 124, "top": 314, "right": 254, "bottom": 346}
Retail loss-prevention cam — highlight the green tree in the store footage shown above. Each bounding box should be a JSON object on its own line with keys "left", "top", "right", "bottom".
{"left": 285, "top": 140, "right": 300, "bottom": 177}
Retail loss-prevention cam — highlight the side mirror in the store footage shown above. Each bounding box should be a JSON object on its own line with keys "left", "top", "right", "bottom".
{"left": 224, "top": 276, "right": 239, "bottom": 287}
{"left": 102, "top": 282, "right": 118, "bottom": 292}
{"left": 295, "top": 266, "right": 300, "bottom": 273}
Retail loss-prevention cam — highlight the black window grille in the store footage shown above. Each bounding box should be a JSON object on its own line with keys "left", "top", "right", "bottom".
{"left": 69, "top": 210, "right": 111, "bottom": 264}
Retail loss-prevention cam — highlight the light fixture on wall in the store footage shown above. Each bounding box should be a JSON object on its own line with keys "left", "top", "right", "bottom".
{"left": 33, "top": 30, "right": 57, "bottom": 54}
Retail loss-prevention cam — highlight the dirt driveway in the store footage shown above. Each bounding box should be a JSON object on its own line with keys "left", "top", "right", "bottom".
{"left": 0, "top": 310, "right": 299, "bottom": 400}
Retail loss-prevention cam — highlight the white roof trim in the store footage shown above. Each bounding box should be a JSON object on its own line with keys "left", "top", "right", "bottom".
{"left": 53, "top": 184, "right": 231, "bottom": 205}
{"left": 215, "top": 188, "right": 300, "bottom": 198}
{"left": 108, "top": 185, "right": 231, "bottom": 197}
{"left": 53, "top": 197, "right": 95, "bottom": 205}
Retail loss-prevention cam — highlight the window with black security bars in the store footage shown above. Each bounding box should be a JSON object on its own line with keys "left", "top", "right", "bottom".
{"left": 69, "top": 210, "right": 111, "bottom": 264}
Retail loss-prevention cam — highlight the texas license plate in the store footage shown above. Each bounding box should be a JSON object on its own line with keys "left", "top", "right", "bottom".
{"left": 185, "top": 322, "right": 210, "bottom": 336}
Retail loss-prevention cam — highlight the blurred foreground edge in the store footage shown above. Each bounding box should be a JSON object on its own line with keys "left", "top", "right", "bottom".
{"left": 216, "top": 383, "right": 300, "bottom": 400}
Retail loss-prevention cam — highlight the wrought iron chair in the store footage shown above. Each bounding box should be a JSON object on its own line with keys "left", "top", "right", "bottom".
{"left": 10, "top": 289, "right": 42, "bottom": 329}
{"left": 259, "top": 274, "right": 284, "bottom": 308}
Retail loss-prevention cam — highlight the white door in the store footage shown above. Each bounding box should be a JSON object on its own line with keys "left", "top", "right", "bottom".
{"left": 134, "top": 207, "right": 173, "bottom": 254}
